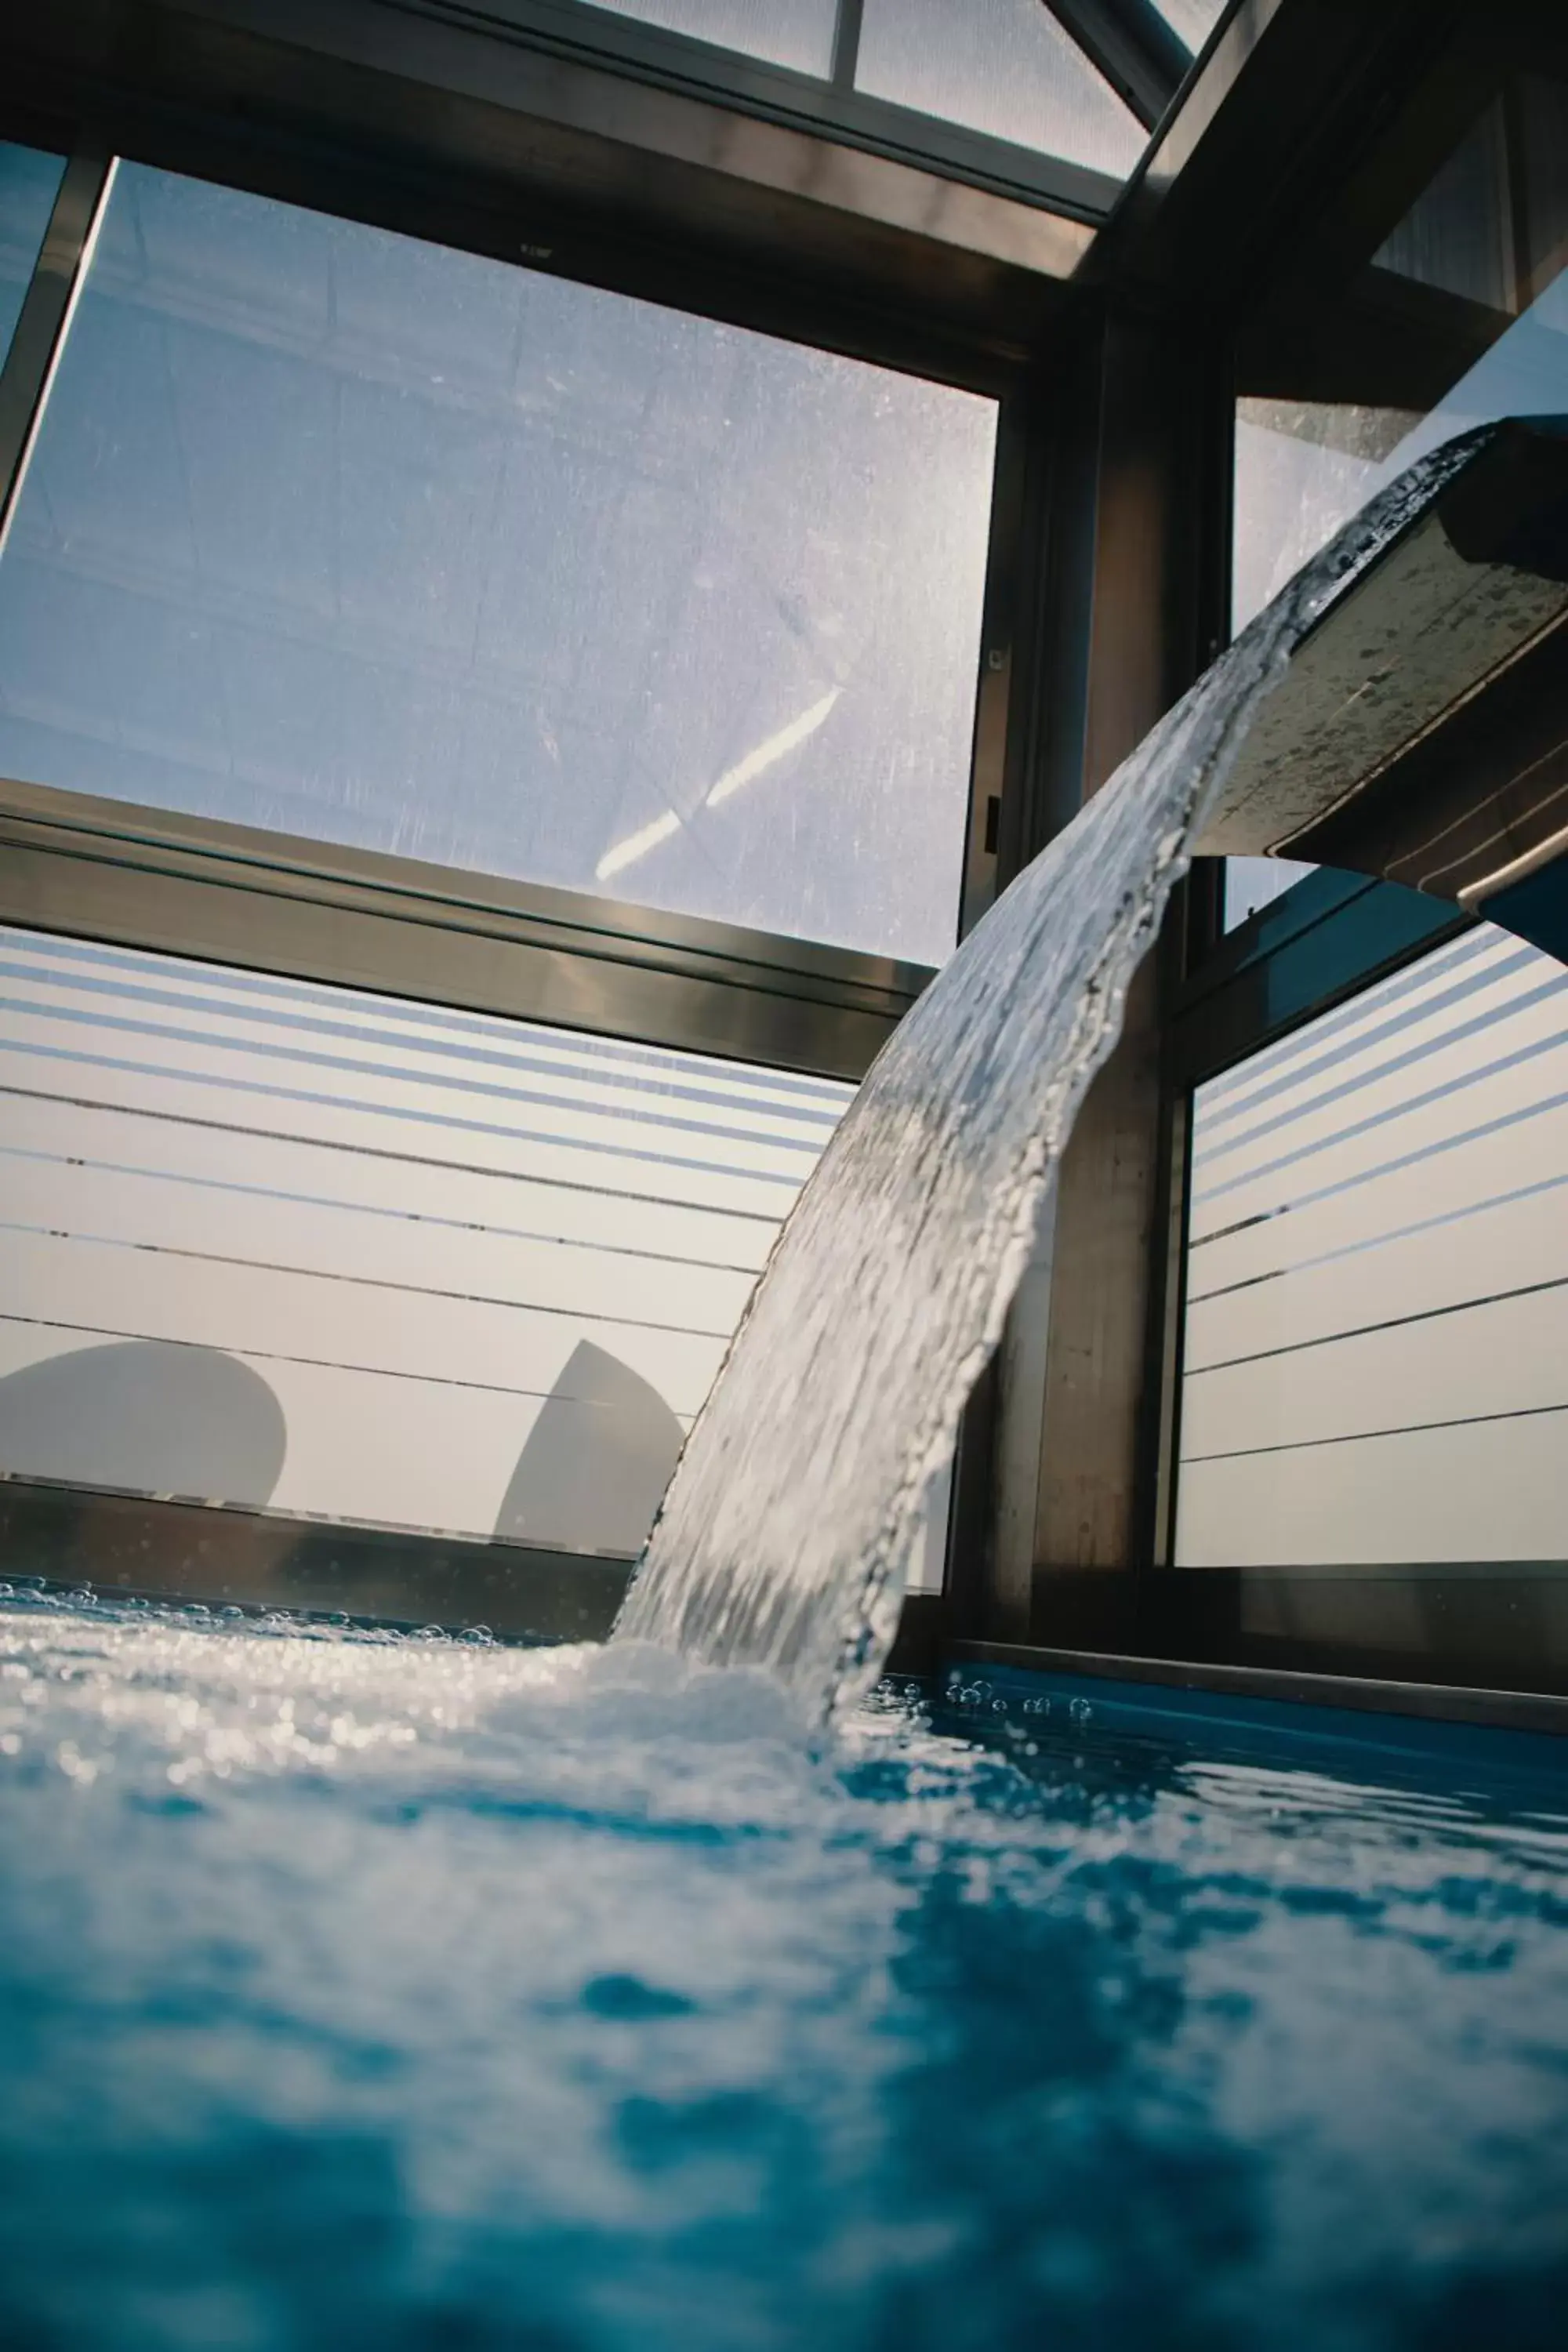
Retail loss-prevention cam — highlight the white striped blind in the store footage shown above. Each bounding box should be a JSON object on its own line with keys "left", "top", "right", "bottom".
{"left": 1175, "top": 924, "right": 1568, "bottom": 1568}
{"left": 0, "top": 927, "right": 892, "bottom": 1568}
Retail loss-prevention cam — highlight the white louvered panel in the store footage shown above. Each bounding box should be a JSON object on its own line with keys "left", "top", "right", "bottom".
{"left": 0, "top": 1032, "right": 804, "bottom": 1222}
{"left": 0, "top": 1091, "right": 781, "bottom": 1272}
{"left": 1189, "top": 1002, "right": 1568, "bottom": 1242}
{"left": 0, "top": 989, "right": 822, "bottom": 1200}
{"left": 1181, "top": 1284, "right": 1566, "bottom": 1461}
{"left": 1186, "top": 1180, "right": 1568, "bottom": 1368}
{"left": 1175, "top": 1410, "right": 1568, "bottom": 1569}
{"left": 0, "top": 1228, "right": 731, "bottom": 1417}
{"left": 1176, "top": 921, "right": 1568, "bottom": 1570}
{"left": 0, "top": 935, "right": 847, "bottom": 1120}
{"left": 1193, "top": 930, "right": 1537, "bottom": 1144}
{"left": 0, "top": 1320, "right": 652, "bottom": 1543}
{"left": 1189, "top": 1103, "right": 1568, "bottom": 1294}
{"left": 0, "top": 1158, "right": 757, "bottom": 1338}
{"left": 0, "top": 941, "right": 845, "bottom": 1153}
{"left": 0, "top": 925, "right": 854, "bottom": 1553}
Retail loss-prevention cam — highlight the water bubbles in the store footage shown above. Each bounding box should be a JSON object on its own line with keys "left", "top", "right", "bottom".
{"left": 1069, "top": 1697, "right": 1094, "bottom": 1726}
{"left": 459, "top": 1626, "right": 495, "bottom": 1647}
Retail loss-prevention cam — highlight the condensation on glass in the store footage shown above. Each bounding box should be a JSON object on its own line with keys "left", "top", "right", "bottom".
{"left": 0, "top": 140, "right": 65, "bottom": 368}
{"left": 0, "top": 162, "right": 996, "bottom": 968}
{"left": 578, "top": 0, "right": 837, "bottom": 74}
{"left": 1225, "top": 70, "right": 1568, "bottom": 928}
{"left": 855, "top": 0, "right": 1145, "bottom": 175}
{"left": 1174, "top": 924, "right": 1568, "bottom": 1569}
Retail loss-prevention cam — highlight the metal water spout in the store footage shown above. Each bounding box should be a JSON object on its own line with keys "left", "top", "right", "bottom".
{"left": 1192, "top": 415, "right": 1568, "bottom": 961}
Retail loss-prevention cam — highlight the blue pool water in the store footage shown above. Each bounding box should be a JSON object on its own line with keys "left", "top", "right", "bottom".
{"left": 1, "top": 1589, "right": 1566, "bottom": 2351}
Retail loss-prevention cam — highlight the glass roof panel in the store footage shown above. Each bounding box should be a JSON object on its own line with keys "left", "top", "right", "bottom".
{"left": 577, "top": 0, "right": 837, "bottom": 76}
{"left": 1146, "top": 0, "right": 1229, "bottom": 56}
{"left": 855, "top": 0, "right": 1146, "bottom": 177}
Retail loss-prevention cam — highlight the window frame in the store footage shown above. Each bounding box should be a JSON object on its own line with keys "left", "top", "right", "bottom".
{"left": 0, "top": 100, "right": 1049, "bottom": 1632}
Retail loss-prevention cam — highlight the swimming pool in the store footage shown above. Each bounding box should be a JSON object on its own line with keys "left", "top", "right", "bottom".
{"left": 2, "top": 1586, "right": 1565, "bottom": 2350}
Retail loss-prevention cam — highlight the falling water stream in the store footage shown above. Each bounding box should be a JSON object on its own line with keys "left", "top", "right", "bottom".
{"left": 615, "top": 430, "right": 1494, "bottom": 1715}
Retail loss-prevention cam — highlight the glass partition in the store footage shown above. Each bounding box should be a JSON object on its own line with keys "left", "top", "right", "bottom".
{"left": 0, "top": 140, "right": 64, "bottom": 367}
{"left": 1175, "top": 923, "right": 1568, "bottom": 1571}
{"left": 0, "top": 923, "right": 854, "bottom": 1558}
{"left": 0, "top": 161, "right": 997, "bottom": 968}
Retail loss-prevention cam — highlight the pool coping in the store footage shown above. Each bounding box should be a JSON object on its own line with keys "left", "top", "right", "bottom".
{"left": 946, "top": 1641, "right": 1568, "bottom": 1740}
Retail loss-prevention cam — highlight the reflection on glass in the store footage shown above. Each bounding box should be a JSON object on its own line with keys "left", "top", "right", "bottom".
{"left": 0, "top": 164, "right": 996, "bottom": 967}
{"left": 856, "top": 0, "right": 1145, "bottom": 175}
{"left": 579, "top": 0, "right": 836, "bottom": 74}
{"left": 0, "top": 141, "right": 65, "bottom": 368}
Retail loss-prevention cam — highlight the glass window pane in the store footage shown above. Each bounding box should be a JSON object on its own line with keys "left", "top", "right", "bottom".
{"left": 855, "top": 0, "right": 1145, "bottom": 176}
{"left": 1222, "top": 854, "right": 1317, "bottom": 931}
{"left": 0, "top": 923, "right": 852, "bottom": 1555}
{"left": 1147, "top": 0, "right": 1227, "bottom": 55}
{"left": 0, "top": 163, "right": 996, "bottom": 968}
{"left": 1175, "top": 924, "right": 1568, "bottom": 1566}
{"left": 0, "top": 140, "right": 65, "bottom": 368}
{"left": 578, "top": 0, "right": 836, "bottom": 74}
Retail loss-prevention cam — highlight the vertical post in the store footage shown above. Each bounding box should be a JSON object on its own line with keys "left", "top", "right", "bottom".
{"left": 0, "top": 141, "right": 115, "bottom": 556}
{"left": 830, "top": 0, "right": 866, "bottom": 93}
{"left": 970, "top": 297, "right": 1231, "bottom": 1652}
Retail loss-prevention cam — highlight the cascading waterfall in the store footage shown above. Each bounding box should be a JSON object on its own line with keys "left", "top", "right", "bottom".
{"left": 614, "top": 434, "right": 1492, "bottom": 1719}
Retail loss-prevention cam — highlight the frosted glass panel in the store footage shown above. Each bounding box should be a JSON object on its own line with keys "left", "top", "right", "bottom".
{"left": 856, "top": 0, "right": 1145, "bottom": 175}
{"left": 579, "top": 0, "right": 836, "bottom": 74}
{"left": 0, "top": 164, "right": 996, "bottom": 967}
{"left": 0, "top": 925, "right": 852, "bottom": 1555}
{"left": 1175, "top": 926, "right": 1568, "bottom": 1567}
{"left": 0, "top": 142, "right": 64, "bottom": 368}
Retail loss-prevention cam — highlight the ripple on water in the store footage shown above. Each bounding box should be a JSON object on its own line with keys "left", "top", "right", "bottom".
{"left": 1, "top": 1592, "right": 1566, "bottom": 2352}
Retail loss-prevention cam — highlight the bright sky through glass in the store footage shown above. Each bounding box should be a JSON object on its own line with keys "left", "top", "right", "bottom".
{"left": 0, "top": 165, "right": 997, "bottom": 968}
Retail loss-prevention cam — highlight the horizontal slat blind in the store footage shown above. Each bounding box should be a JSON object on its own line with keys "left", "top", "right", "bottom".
{"left": 1175, "top": 924, "right": 1568, "bottom": 1567}
{"left": 0, "top": 924, "right": 855, "bottom": 1561}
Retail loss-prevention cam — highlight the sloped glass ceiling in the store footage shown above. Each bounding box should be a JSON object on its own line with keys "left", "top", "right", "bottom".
{"left": 578, "top": 0, "right": 1154, "bottom": 185}
{"left": 579, "top": 0, "right": 837, "bottom": 76}
{"left": 857, "top": 0, "right": 1145, "bottom": 176}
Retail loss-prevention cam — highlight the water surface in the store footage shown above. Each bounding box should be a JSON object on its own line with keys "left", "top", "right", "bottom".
{"left": 2, "top": 1589, "right": 1565, "bottom": 2351}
